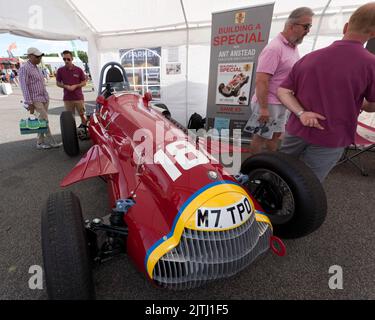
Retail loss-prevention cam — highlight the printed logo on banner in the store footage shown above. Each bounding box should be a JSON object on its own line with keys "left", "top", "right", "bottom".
{"left": 235, "top": 12, "right": 246, "bottom": 24}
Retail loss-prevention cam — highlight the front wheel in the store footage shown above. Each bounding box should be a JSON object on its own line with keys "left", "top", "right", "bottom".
{"left": 41, "top": 191, "right": 95, "bottom": 299}
{"left": 241, "top": 152, "right": 327, "bottom": 239}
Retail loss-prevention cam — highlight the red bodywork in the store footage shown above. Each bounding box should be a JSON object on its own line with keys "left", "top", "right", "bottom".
{"left": 61, "top": 92, "right": 266, "bottom": 279}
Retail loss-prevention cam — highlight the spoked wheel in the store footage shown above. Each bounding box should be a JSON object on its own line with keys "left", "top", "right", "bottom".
{"left": 241, "top": 152, "right": 327, "bottom": 239}
{"left": 244, "top": 169, "right": 295, "bottom": 225}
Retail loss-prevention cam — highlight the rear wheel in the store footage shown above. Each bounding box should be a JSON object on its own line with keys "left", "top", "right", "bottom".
{"left": 41, "top": 191, "right": 95, "bottom": 299}
{"left": 60, "top": 111, "right": 80, "bottom": 156}
{"left": 241, "top": 152, "right": 327, "bottom": 238}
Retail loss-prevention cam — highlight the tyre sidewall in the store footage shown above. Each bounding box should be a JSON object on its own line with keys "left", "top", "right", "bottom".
{"left": 60, "top": 111, "right": 80, "bottom": 156}
{"left": 41, "top": 191, "right": 95, "bottom": 299}
{"left": 241, "top": 152, "right": 327, "bottom": 238}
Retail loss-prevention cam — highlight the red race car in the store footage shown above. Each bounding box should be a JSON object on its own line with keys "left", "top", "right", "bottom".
{"left": 41, "top": 63, "right": 327, "bottom": 299}
{"left": 218, "top": 72, "right": 250, "bottom": 97}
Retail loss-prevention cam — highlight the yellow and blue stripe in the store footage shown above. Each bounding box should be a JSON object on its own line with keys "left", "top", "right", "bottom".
{"left": 144, "top": 180, "right": 272, "bottom": 279}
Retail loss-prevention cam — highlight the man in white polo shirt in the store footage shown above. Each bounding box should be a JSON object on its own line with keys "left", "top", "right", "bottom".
{"left": 245, "top": 7, "right": 314, "bottom": 154}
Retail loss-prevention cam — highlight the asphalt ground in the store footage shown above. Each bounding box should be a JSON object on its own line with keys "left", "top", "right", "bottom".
{"left": 0, "top": 84, "right": 375, "bottom": 300}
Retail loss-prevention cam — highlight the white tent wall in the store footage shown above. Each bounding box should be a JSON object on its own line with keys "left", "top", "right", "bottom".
{"left": 1, "top": 0, "right": 365, "bottom": 40}
{"left": 269, "top": 9, "right": 357, "bottom": 56}
{"left": 93, "top": 3, "right": 364, "bottom": 124}
{"left": 97, "top": 28, "right": 212, "bottom": 50}
{"left": 67, "top": 0, "right": 357, "bottom": 33}
{"left": 161, "top": 45, "right": 211, "bottom": 124}
{"left": 186, "top": 45, "right": 211, "bottom": 120}
{"left": 161, "top": 46, "right": 189, "bottom": 124}
{"left": 87, "top": 35, "right": 101, "bottom": 97}
{"left": 97, "top": 45, "right": 210, "bottom": 124}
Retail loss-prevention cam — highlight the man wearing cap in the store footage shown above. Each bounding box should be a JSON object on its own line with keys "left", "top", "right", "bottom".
{"left": 19, "top": 47, "right": 61, "bottom": 149}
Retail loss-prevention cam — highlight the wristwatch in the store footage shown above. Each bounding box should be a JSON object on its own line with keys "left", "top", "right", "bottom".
{"left": 296, "top": 110, "right": 305, "bottom": 118}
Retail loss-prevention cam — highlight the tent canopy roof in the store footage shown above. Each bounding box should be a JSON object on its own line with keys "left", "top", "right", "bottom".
{"left": 0, "top": 0, "right": 370, "bottom": 42}
{"left": 0, "top": 0, "right": 371, "bottom": 124}
{"left": 70, "top": 0, "right": 366, "bottom": 36}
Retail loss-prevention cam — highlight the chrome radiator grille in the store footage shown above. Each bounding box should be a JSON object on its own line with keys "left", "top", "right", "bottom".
{"left": 153, "top": 214, "right": 272, "bottom": 290}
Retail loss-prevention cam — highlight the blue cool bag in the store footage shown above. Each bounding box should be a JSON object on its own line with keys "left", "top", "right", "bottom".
{"left": 19, "top": 117, "right": 48, "bottom": 135}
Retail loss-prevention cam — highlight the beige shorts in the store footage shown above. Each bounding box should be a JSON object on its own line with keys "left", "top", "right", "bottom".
{"left": 64, "top": 100, "right": 85, "bottom": 116}
{"left": 33, "top": 101, "right": 52, "bottom": 143}
{"left": 244, "top": 103, "right": 290, "bottom": 140}
{"left": 33, "top": 101, "right": 49, "bottom": 121}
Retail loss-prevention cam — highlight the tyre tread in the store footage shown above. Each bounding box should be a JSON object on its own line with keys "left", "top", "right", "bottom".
{"left": 41, "top": 191, "right": 95, "bottom": 299}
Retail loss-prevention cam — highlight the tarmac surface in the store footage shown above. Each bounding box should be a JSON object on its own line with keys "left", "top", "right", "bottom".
{"left": 0, "top": 84, "right": 375, "bottom": 300}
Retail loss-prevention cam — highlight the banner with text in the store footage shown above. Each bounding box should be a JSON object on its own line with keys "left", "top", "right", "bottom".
{"left": 206, "top": 3, "right": 274, "bottom": 136}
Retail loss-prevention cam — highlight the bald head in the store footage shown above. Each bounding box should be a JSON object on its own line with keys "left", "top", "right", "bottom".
{"left": 347, "top": 2, "right": 375, "bottom": 35}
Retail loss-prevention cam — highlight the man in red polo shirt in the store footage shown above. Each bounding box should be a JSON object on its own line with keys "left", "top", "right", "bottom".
{"left": 56, "top": 50, "right": 87, "bottom": 129}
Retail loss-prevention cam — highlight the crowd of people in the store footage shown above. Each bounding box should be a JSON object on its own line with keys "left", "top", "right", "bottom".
{"left": 1, "top": 68, "right": 20, "bottom": 86}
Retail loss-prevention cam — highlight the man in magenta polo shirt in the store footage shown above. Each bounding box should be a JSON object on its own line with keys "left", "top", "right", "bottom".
{"left": 56, "top": 50, "right": 87, "bottom": 128}
{"left": 245, "top": 7, "right": 314, "bottom": 153}
{"left": 278, "top": 3, "right": 375, "bottom": 182}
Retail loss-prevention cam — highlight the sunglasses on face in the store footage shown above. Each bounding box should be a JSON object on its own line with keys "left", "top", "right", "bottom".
{"left": 32, "top": 55, "right": 42, "bottom": 59}
{"left": 63, "top": 58, "right": 72, "bottom": 62}
{"left": 294, "top": 23, "right": 312, "bottom": 31}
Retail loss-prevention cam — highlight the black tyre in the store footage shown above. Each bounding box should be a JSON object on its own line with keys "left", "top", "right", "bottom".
{"left": 41, "top": 191, "right": 95, "bottom": 299}
{"left": 60, "top": 111, "right": 79, "bottom": 156}
{"left": 233, "top": 87, "right": 241, "bottom": 97}
{"left": 218, "top": 83, "right": 230, "bottom": 97}
{"left": 162, "top": 110, "right": 172, "bottom": 119}
{"left": 241, "top": 152, "right": 327, "bottom": 239}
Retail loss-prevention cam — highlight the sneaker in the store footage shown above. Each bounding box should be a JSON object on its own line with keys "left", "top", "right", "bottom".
{"left": 36, "top": 143, "right": 52, "bottom": 150}
{"left": 50, "top": 142, "right": 63, "bottom": 148}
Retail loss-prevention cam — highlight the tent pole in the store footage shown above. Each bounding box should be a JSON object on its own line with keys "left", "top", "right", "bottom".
{"left": 180, "top": 0, "right": 189, "bottom": 126}
{"left": 312, "top": 0, "right": 332, "bottom": 51}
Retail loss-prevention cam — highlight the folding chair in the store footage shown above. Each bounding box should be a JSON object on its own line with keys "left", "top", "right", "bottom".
{"left": 337, "top": 121, "right": 375, "bottom": 176}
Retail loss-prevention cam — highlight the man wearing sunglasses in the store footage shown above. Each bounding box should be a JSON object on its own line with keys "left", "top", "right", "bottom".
{"left": 19, "top": 47, "right": 61, "bottom": 149}
{"left": 56, "top": 50, "right": 87, "bottom": 132}
{"left": 278, "top": 2, "right": 375, "bottom": 182}
{"left": 246, "top": 7, "right": 314, "bottom": 154}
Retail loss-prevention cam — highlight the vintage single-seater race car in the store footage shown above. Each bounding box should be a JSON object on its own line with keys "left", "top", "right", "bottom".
{"left": 41, "top": 63, "right": 327, "bottom": 299}
{"left": 218, "top": 72, "right": 250, "bottom": 98}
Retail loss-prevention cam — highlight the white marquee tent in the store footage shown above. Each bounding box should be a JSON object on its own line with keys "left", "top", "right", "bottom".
{"left": 0, "top": 0, "right": 371, "bottom": 123}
